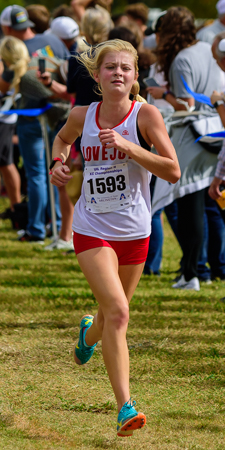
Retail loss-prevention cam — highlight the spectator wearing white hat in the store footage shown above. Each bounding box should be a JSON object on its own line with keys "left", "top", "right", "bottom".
{"left": 197, "top": 0, "right": 225, "bottom": 44}
{"left": 48, "top": 16, "right": 79, "bottom": 53}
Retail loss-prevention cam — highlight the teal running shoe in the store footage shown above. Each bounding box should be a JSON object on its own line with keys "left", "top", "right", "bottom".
{"left": 117, "top": 399, "right": 146, "bottom": 437}
{"left": 74, "top": 315, "right": 97, "bottom": 365}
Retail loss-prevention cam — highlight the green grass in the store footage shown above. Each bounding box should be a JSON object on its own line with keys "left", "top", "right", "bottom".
{"left": 0, "top": 197, "right": 225, "bottom": 449}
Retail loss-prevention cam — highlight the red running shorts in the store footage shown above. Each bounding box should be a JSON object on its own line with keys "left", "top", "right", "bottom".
{"left": 73, "top": 232, "right": 150, "bottom": 265}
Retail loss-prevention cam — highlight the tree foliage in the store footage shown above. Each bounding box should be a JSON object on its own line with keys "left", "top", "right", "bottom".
{"left": 0, "top": 0, "right": 218, "bottom": 20}
{"left": 142, "top": 0, "right": 217, "bottom": 19}
{"left": 114, "top": 0, "right": 217, "bottom": 19}
{"left": 0, "top": 0, "right": 24, "bottom": 10}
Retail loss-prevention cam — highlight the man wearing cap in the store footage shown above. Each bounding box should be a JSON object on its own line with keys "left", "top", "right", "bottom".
{"left": 0, "top": 5, "right": 70, "bottom": 242}
{"left": 0, "top": 5, "right": 69, "bottom": 57}
{"left": 48, "top": 16, "right": 79, "bottom": 54}
{"left": 37, "top": 17, "right": 79, "bottom": 97}
{"left": 197, "top": 0, "right": 225, "bottom": 44}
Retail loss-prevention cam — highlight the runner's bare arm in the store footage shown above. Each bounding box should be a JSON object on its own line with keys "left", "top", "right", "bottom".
{"left": 98, "top": 104, "right": 181, "bottom": 184}
{"left": 50, "top": 106, "right": 88, "bottom": 187}
{"left": 52, "top": 106, "right": 88, "bottom": 161}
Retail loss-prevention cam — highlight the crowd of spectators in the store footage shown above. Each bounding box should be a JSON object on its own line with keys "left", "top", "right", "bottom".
{"left": 0, "top": 1, "right": 225, "bottom": 292}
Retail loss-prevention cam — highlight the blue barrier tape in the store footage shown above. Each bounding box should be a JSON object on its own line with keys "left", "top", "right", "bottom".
{"left": 0, "top": 103, "right": 52, "bottom": 117}
{"left": 181, "top": 76, "right": 213, "bottom": 107}
{"left": 195, "top": 130, "right": 225, "bottom": 143}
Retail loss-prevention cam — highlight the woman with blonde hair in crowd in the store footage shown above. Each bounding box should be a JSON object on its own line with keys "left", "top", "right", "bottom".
{"left": 67, "top": 4, "right": 114, "bottom": 99}
{"left": 80, "top": 4, "right": 114, "bottom": 48}
{"left": 0, "top": 36, "right": 71, "bottom": 243}
{"left": 49, "top": 38, "right": 180, "bottom": 436}
{"left": 70, "top": 0, "right": 113, "bottom": 24}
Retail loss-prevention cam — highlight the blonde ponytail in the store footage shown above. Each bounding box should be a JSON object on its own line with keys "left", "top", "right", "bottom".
{"left": 130, "top": 80, "right": 147, "bottom": 103}
{"left": 10, "top": 58, "right": 29, "bottom": 95}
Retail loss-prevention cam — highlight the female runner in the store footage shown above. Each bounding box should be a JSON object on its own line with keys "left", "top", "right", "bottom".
{"left": 49, "top": 39, "right": 180, "bottom": 437}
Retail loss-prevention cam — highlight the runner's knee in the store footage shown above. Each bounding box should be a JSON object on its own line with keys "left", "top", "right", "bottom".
{"left": 105, "top": 302, "right": 129, "bottom": 330}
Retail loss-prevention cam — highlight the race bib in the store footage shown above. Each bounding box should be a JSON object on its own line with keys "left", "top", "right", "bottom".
{"left": 83, "top": 163, "right": 132, "bottom": 213}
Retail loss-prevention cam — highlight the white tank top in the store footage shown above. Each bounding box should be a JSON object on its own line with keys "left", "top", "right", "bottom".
{"left": 72, "top": 100, "right": 152, "bottom": 240}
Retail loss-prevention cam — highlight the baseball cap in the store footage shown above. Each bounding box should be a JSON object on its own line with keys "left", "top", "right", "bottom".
{"left": 0, "top": 5, "right": 35, "bottom": 30}
{"left": 151, "top": 11, "right": 167, "bottom": 33}
{"left": 145, "top": 11, "right": 166, "bottom": 37}
{"left": 50, "top": 16, "right": 79, "bottom": 40}
{"left": 216, "top": 0, "right": 225, "bottom": 15}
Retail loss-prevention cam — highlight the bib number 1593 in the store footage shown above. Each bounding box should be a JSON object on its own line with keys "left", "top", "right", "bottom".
{"left": 84, "top": 163, "right": 132, "bottom": 213}
{"left": 87, "top": 174, "right": 126, "bottom": 195}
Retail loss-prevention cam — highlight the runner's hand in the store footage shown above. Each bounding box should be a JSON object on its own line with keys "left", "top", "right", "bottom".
{"left": 50, "top": 165, "right": 73, "bottom": 187}
{"left": 98, "top": 129, "right": 128, "bottom": 153}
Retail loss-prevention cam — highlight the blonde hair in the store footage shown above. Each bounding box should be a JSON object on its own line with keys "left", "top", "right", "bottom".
{"left": 78, "top": 38, "right": 146, "bottom": 102}
{"left": 81, "top": 5, "right": 114, "bottom": 45}
{"left": 0, "top": 36, "right": 30, "bottom": 95}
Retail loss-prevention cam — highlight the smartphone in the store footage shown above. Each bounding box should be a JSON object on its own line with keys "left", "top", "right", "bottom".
{"left": 38, "top": 58, "right": 46, "bottom": 74}
{"left": 143, "top": 77, "right": 161, "bottom": 88}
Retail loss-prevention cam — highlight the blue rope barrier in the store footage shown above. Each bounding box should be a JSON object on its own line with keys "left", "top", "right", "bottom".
{"left": 181, "top": 76, "right": 213, "bottom": 107}
{"left": 180, "top": 76, "right": 224, "bottom": 142}
{"left": 0, "top": 103, "right": 52, "bottom": 116}
{"left": 195, "top": 130, "right": 225, "bottom": 143}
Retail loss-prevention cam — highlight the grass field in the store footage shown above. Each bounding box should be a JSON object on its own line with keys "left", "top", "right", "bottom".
{"left": 0, "top": 197, "right": 225, "bottom": 450}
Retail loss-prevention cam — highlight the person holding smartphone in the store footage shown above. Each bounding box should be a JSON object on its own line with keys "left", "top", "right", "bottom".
{"left": 0, "top": 5, "right": 70, "bottom": 243}
{"left": 0, "top": 35, "right": 71, "bottom": 243}
{"left": 147, "top": 7, "right": 225, "bottom": 289}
